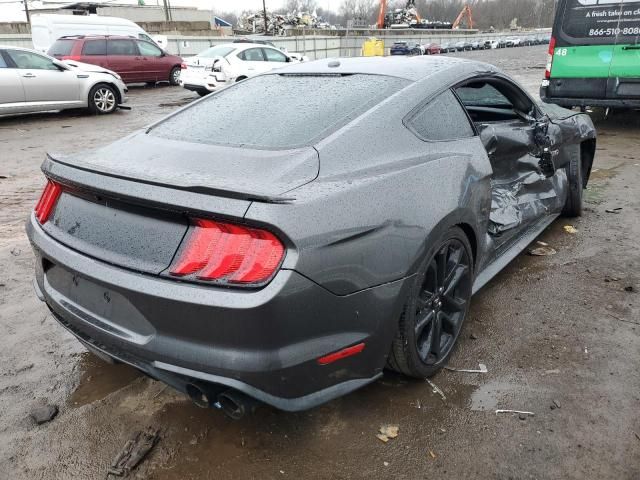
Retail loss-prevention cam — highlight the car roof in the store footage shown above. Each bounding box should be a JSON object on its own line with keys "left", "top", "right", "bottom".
{"left": 266, "top": 55, "right": 497, "bottom": 82}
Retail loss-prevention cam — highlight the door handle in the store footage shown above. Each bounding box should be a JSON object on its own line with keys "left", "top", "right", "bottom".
{"left": 622, "top": 45, "right": 640, "bottom": 50}
{"left": 22, "top": 73, "right": 36, "bottom": 78}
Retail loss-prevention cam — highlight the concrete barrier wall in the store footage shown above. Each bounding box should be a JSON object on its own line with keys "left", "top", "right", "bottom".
{"left": 0, "top": 30, "right": 550, "bottom": 59}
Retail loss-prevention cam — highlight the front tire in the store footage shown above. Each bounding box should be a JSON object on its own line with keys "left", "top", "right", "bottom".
{"left": 88, "top": 83, "right": 117, "bottom": 115}
{"left": 387, "top": 226, "right": 473, "bottom": 378}
{"left": 562, "top": 144, "right": 584, "bottom": 217}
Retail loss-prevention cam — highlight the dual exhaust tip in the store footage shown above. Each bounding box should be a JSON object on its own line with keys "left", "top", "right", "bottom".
{"left": 185, "top": 382, "right": 257, "bottom": 420}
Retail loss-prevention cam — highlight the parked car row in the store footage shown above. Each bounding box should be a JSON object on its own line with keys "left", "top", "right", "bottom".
{"left": 391, "top": 34, "right": 551, "bottom": 56}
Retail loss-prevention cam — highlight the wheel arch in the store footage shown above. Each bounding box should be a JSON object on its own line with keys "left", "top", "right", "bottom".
{"left": 88, "top": 81, "right": 121, "bottom": 104}
{"left": 580, "top": 138, "right": 596, "bottom": 188}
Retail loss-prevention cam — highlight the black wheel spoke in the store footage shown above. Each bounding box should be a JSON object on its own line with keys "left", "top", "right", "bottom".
{"left": 416, "top": 290, "right": 434, "bottom": 312}
{"left": 442, "top": 294, "right": 466, "bottom": 313}
{"left": 431, "top": 312, "right": 443, "bottom": 358}
{"left": 439, "top": 310, "right": 456, "bottom": 334}
{"left": 415, "top": 309, "right": 435, "bottom": 338}
{"left": 444, "top": 264, "right": 469, "bottom": 296}
{"left": 436, "top": 246, "right": 448, "bottom": 286}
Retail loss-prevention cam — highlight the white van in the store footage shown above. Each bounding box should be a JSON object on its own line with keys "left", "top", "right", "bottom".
{"left": 31, "top": 14, "right": 157, "bottom": 53}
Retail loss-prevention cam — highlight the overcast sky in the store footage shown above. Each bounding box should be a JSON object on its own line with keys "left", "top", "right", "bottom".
{"left": 0, "top": 0, "right": 344, "bottom": 22}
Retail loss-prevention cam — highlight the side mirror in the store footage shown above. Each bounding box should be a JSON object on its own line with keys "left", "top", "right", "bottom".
{"left": 52, "top": 60, "right": 68, "bottom": 71}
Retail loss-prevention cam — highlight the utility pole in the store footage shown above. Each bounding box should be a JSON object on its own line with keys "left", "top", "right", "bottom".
{"left": 24, "top": 0, "right": 30, "bottom": 23}
{"left": 262, "top": 0, "right": 268, "bottom": 34}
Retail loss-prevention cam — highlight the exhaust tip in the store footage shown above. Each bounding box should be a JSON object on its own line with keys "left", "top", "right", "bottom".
{"left": 217, "top": 390, "right": 257, "bottom": 420}
{"left": 185, "top": 383, "right": 211, "bottom": 408}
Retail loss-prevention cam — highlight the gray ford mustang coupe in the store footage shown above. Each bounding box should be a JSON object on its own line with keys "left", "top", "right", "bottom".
{"left": 27, "top": 56, "right": 596, "bottom": 417}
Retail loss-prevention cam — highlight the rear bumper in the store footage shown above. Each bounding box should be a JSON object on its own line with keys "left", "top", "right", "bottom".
{"left": 541, "top": 77, "right": 640, "bottom": 108}
{"left": 27, "top": 215, "right": 410, "bottom": 411}
{"left": 179, "top": 70, "right": 227, "bottom": 92}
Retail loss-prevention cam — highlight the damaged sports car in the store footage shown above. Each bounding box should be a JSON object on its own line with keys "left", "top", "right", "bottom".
{"left": 26, "top": 56, "right": 596, "bottom": 417}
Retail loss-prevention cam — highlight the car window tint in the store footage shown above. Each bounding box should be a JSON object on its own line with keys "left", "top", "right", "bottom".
{"left": 82, "top": 40, "right": 107, "bottom": 56}
{"left": 150, "top": 74, "right": 410, "bottom": 149}
{"left": 48, "top": 39, "right": 74, "bottom": 56}
{"left": 408, "top": 90, "right": 474, "bottom": 141}
{"left": 107, "top": 39, "right": 137, "bottom": 56}
{"left": 241, "top": 48, "right": 264, "bottom": 61}
{"left": 138, "top": 33, "right": 153, "bottom": 42}
{"left": 137, "top": 40, "right": 162, "bottom": 57}
{"left": 262, "top": 48, "right": 287, "bottom": 62}
{"left": 5, "top": 50, "right": 59, "bottom": 70}
{"left": 0, "top": 54, "right": 6, "bottom": 68}
{"left": 455, "top": 82, "right": 513, "bottom": 108}
{"left": 197, "top": 46, "right": 235, "bottom": 58}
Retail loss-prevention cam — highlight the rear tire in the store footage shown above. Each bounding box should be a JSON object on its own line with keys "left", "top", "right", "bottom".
{"left": 169, "top": 66, "right": 181, "bottom": 86}
{"left": 562, "top": 144, "right": 584, "bottom": 217}
{"left": 387, "top": 226, "right": 473, "bottom": 378}
{"left": 88, "top": 83, "right": 117, "bottom": 115}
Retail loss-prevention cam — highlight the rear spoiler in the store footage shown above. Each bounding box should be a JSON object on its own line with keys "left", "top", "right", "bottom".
{"left": 43, "top": 153, "right": 296, "bottom": 205}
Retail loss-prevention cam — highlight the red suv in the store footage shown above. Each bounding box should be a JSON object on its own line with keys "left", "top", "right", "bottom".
{"left": 48, "top": 35, "right": 183, "bottom": 85}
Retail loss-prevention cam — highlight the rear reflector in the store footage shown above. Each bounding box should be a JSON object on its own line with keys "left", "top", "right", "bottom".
{"left": 545, "top": 36, "right": 556, "bottom": 79}
{"left": 169, "top": 218, "right": 285, "bottom": 286}
{"left": 317, "top": 343, "right": 366, "bottom": 365}
{"left": 34, "top": 180, "right": 62, "bottom": 224}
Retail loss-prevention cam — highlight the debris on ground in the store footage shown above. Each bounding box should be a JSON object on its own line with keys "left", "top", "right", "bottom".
{"left": 30, "top": 404, "right": 58, "bottom": 425}
{"left": 428, "top": 449, "right": 437, "bottom": 459}
{"left": 376, "top": 425, "right": 399, "bottom": 443}
{"left": 563, "top": 225, "right": 578, "bottom": 234}
{"left": 550, "top": 399, "right": 561, "bottom": 410}
{"left": 10, "top": 248, "right": 21, "bottom": 256}
{"left": 426, "top": 379, "right": 446, "bottom": 402}
{"left": 518, "top": 413, "right": 528, "bottom": 420}
{"left": 495, "top": 409, "right": 535, "bottom": 417}
{"left": 237, "top": 10, "right": 335, "bottom": 35}
{"left": 107, "top": 427, "right": 160, "bottom": 478}
{"left": 469, "top": 333, "right": 479, "bottom": 340}
{"left": 605, "top": 207, "right": 623, "bottom": 214}
{"left": 383, "top": 461, "right": 389, "bottom": 466}
{"left": 529, "top": 246, "right": 557, "bottom": 256}
{"left": 604, "top": 276, "right": 620, "bottom": 282}
{"left": 625, "top": 285, "right": 634, "bottom": 292}
{"left": 445, "top": 363, "right": 488, "bottom": 374}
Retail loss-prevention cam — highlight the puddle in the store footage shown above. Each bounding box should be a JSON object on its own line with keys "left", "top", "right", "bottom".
{"left": 69, "top": 352, "right": 142, "bottom": 407}
{"left": 469, "top": 379, "right": 521, "bottom": 412}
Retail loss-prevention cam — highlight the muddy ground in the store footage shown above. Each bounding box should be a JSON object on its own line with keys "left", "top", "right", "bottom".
{"left": 0, "top": 45, "right": 638, "bottom": 479}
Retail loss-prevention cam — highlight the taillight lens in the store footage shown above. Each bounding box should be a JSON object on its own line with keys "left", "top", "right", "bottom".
{"left": 169, "top": 219, "right": 285, "bottom": 286}
{"left": 545, "top": 36, "right": 556, "bottom": 79}
{"left": 34, "top": 180, "right": 62, "bottom": 224}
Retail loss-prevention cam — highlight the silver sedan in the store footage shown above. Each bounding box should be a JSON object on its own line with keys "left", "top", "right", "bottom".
{"left": 0, "top": 46, "right": 127, "bottom": 116}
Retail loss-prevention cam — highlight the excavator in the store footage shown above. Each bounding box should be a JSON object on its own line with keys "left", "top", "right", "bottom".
{"left": 452, "top": 3, "right": 475, "bottom": 29}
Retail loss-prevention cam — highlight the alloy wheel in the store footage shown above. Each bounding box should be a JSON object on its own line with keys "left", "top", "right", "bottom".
{"left": 93, "top": 87, "right": 116, "bottom": 113}
{"left": 414, "top": 239, "right": 472, "bottom": 366}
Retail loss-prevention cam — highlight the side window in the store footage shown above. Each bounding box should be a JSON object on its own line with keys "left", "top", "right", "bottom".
{"left": 408, "top": 90, "right": 474, "bottom": 141}
{"left": 4, "top": 50, "right": 59, "bottom": 70}
{"left": 455, "top": 83, "right": 513, "bottom": 109}
{"left": 262, "top": 48, "right": 287, "bottom": 62}
{"left": 137, "top": 40, "right": 162, "bottom": 57}
{"left": 107, "top": 39, "right": 137, "bottom": 56}
{"left": 238, "top": 48, "right": 264, "bottom": 62}
{"left": 138, "top": 33, "right": 153, "bottom": 42}
{"left": 81, "top": 40, "right": 107, "bottom": 56}
{"left": 0, "top": 53, "right": 7, "bottom": 68}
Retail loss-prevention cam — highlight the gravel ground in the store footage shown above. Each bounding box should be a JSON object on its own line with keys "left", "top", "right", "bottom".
{"left": 0, "top": 45, "right": 638, "bottom": 480}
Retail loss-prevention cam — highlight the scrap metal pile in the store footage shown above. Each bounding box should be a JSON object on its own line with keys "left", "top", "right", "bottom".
{"left": 237, "top": 10, "right": 336, "bottom": 35}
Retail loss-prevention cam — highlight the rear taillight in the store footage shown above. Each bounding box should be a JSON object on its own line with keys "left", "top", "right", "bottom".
{"left": 545, "top": 36, "right": 556, "bottom": 79}
{"left": 169, "top": 219, "right": 285, "bottom": 286}
{"left": 34, "top": 180, "right": 62, "bottom": 224}
{"left": 61, "top": 55, "right": 81, "bottom": 61}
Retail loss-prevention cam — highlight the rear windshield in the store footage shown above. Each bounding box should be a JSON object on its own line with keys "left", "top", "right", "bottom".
{"left": 150, "top": 74, "right": 409, "bottom": 149}
{"left": 196, "top": 45, "right": 235, "bottom": 58}
{"left": 48, "top": 39, "right": 74, "bottom": 56}
{"left": 560, "top": 0, "right": 640, "bottom": 41}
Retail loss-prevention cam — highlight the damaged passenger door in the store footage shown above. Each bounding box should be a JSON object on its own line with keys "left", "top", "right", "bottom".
{"left": 454, "top": 78, "right": 568, "bottom": 247}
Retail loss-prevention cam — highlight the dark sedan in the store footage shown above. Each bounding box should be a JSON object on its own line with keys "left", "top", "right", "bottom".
{"left": 390, "top": 41, "right": 423, "bottom": 56}
{"left": 27, "top": 56, "right": 596, "bottom": 417}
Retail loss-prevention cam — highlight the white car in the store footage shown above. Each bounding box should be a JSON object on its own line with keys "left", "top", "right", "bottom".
{"left": 0, "top": 46, "right": 127, "bottom": 116}
{"left": 179, "top": 43, "right": 297, "bottom": 97}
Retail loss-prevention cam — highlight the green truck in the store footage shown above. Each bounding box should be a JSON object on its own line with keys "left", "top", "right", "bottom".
{"left": 541, "top": 0, "right": 640, "bottom": 108}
